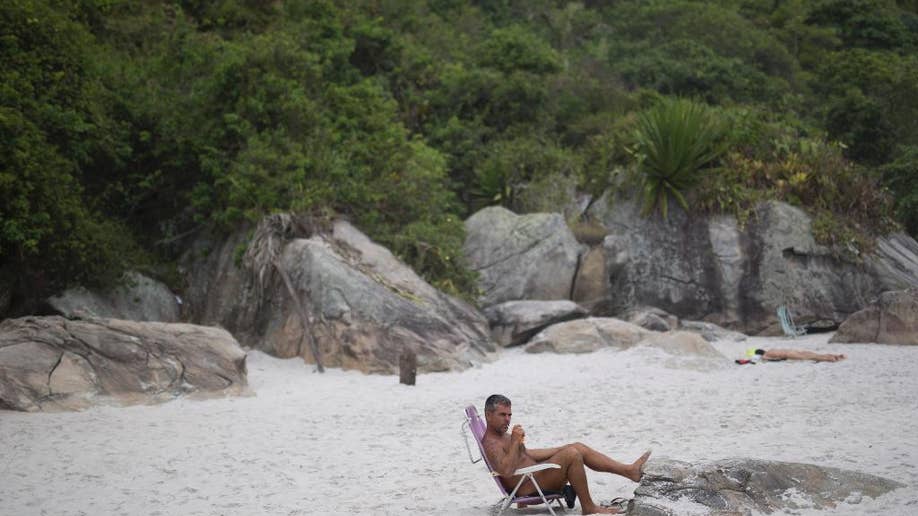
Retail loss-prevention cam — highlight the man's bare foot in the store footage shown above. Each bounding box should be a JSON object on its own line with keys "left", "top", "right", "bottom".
{"left": 626, "top": 450, "right": 652, "bottom": 482}
{"left": 581, "top": 504, "right": 622, "bottom": 514}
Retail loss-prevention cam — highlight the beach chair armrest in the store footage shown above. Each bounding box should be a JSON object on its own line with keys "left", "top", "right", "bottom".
{"left": 514, "top": 463, "right": 560, "bottom": 475}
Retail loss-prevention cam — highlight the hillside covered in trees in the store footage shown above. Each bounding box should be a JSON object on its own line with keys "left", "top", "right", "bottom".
{"left": 3, "top": 0, "right": 918, "bottom": 315}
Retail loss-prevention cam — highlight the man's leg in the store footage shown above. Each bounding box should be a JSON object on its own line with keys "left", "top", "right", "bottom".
{"left": 565, "top": 443, "right": 650, "bottom": 482}
{"left": 532, "top": 446, "right": 621, "bottom": 515}
{"left": 765, "top": 349, "right": 846, "bottom": 362}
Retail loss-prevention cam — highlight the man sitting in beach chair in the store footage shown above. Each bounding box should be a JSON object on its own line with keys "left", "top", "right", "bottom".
{"left": 481, "top": 394, "right": 651, "bottom": 515}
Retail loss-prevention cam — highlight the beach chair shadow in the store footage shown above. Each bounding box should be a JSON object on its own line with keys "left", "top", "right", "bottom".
{"left": 777, "top": 305, "right": 807, "bottom": 338}
{"left": 462, "top": 405, "right": 575, "bottom": 516}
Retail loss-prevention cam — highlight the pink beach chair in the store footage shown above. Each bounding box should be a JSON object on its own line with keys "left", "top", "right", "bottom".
{"left": 462, "top": 405, "right": 575, "bottom": 515}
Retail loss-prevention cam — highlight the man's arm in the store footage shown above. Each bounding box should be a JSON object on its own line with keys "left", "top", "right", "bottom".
{"left": 482, "top": 429, "right": 525, "bottom": 477}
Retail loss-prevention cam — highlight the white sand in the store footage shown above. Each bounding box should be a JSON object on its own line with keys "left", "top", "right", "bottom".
{"left": 1, "top": 332, "right": 917, "bottom": 516}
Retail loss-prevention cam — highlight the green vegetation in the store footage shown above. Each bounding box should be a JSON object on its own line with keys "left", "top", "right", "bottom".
{"left": 631, "top": 98, "right": 726, "bottom": 219}
{"left": 2, "top": 0, "right": 917, "bottom": 313}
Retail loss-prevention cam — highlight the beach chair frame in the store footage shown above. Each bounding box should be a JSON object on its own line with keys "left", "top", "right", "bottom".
{"left": 777, "top": 305, "right": 807, "bottom": 338}
{"left": 462, "top": 405, "right": 570, "bottom": 516}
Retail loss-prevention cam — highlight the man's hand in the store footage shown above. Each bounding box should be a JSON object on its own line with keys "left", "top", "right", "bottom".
{"left": 510, "top": 424, "right": 526, "bottom": 447}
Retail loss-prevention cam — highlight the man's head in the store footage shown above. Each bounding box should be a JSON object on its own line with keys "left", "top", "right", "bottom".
{"left": 484, "top": 394, "right": 512, "bottom": 434}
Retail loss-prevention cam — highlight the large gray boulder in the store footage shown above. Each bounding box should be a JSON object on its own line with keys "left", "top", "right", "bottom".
{"left": 585, "top": 195, "right": 918, "bottom": 334}
{"left": 742, "top": 201, "right": 886, "bottom": 332}
{"left": 629, "top": 458, "right": 903, "bottom": 515}
{"left": 180, "top": 224, "right": 252, "bottom": 331}
{"left": 182, "top": 218, "right": 494, "bottom": 374}
{"left": 44, "top": 272, "right": 180, "bottom": 322}
{"left": 525, "top": 318, "right": 650, "bottom": 354}
{"left": 637, "top": 331, "right": 725, "bottom": 358}
{"left": 588, "top": 195, "right": 723, "bottom": 320}
{"left": 0, "top": 316, "right": 247, "bottom": 412}
{"left": 620, "top": 306, "right": 680, "bottom": 332}
{"left": 483, "top": 300, "right": 587, "bottom": 347}
{"left": 635, "top": 331, "right": 728, "bottom": 371}
{"left": 678, "top": 320, "right": 748, "bottom": 342}
{"left": 463, "top": 206, "right": 584, "bottom": 306}
{"left": 867, "top": 233, "right": 918, "bottom": 291}
{"left": 830, "top": 288, "right": 918, "bottom": 344}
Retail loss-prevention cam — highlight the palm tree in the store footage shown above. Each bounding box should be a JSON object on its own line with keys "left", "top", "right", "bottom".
{"left": 243, "top": 213, "right": 325, "bottom": 372}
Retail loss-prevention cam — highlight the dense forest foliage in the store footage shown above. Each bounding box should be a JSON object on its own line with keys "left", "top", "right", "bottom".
{"left": 2, "top": 0, "right": 918, "bottom": 313}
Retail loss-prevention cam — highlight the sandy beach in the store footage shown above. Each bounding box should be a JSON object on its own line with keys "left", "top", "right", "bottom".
{"left": 1, "top": 331, "right": 917, "bottom": 515}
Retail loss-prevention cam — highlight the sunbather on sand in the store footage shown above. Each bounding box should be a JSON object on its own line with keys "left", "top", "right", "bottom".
{"left": 737, "top": 348, "right": 847, "bottom": 364}
{"left": 480, "top": 394, "right": 650, "bottom": 515}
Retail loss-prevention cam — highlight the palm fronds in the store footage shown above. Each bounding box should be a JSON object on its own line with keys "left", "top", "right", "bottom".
{"left": 244, "top": 213, "right": 325, "bottom": 372}
{"left": 632, "top": 98, "right": 726, "bottom": 218}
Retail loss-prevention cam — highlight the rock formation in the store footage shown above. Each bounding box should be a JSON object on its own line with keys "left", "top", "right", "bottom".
{"left": 525, "top": 318, "right": 651, "bottom": 354}
{"left": 0, "top": 316, "right": 247, "bottom": 411}
{"left": 483, "top": 300, "right": 587, "bottom": 347}
{"left": 44, "top": 271, "right": 181, "bottom": 322}
{"left": 182, "top": 218, "right": 494, "bottom": 374}
{"left": 463, "top": 206, "right": 584, "bottom": 307}
{"left": 459, "top": 196, "right": 918, "bottom": 335}
{"left": 629, "top": 458, "right": 903, "bottom": 515}
{"left": 678, "top": 320, "right": 748, "bottom": 342}
{"left": 620, "top": 306, "right": 679, "bottom": 332}
{"left": 831, "top": 288, "right": 918, "bottom": 344}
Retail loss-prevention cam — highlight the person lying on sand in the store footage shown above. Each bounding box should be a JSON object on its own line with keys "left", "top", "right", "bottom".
{"left": 480, "top": 394, "right": 651, "bottom": 515}
{"left": 736, "top": 348, "right": 847, "bottom": 364}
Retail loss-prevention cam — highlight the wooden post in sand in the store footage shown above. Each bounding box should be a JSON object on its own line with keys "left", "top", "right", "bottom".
{"left": 399, "top": 350, "right": 417, "bottom": 386}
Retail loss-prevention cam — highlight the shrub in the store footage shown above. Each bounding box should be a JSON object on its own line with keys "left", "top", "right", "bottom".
{"left": 471, "top": 135, "right": 582, "bottom": 213}
{"left": 630, "top": 98, "right": 727, "bottom": 218}
{"left": 702, "top": 135, "right": 897, "bottom": 257}
{"left": 880, "top": 146, "right": 918, "bottom": 238}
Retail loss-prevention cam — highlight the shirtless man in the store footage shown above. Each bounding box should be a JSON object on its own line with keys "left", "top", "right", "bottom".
{"left": 480, "top": 394, "right": 651, "bottom": 515}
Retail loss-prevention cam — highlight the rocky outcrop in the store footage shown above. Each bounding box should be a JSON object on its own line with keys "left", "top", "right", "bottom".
{"left": 742, "top": 201, "right": 881, "bottom": 333}
{"left": 629, "top": 458, "right": 903, "bottom": 515}
{"left": 637, "top": 331, "right": 724, "bottom": 358}
{"left": 678, "top": 320, "right": 748, "bottom": 342}
{"left": 830, "top": 288, "right": 918, "bottom": 344}
{"left": 44, "top": 272, "right": 181, "bottom": 322}
{"left": 524, "top": 322, "right": 726, "bottom": 371}
{"left": 620, "top": 306, "right": 679, "bottom": 332}
{"left": 0, "top": 316, "right": 247, "bottom": 412}
{"left": 588, "top": 195, "right": 724, "bottom": 321}
{"left": 525, "top": 318, "right": 650, "bottom": 354}
{"left": 463, "top": 206, "right": 584, "bottom": 307}
{"left": 483, "top": 300, "right": 587, "bottom": 347}
{"left": 571, "top": 246, "right": 610, "bottom": 312}
{"left": 582, "top": 196, "right": 918, "bottom": 334}
{"left": 867, "top": 233, "right": 918, "bottom": 292}
{"left": 182, "top": 219, "right": 494, "bottom": 374}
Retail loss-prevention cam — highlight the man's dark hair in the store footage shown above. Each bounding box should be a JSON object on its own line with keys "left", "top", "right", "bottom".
{"left": 485, "top": 394, "right": 511, "bottom": 413}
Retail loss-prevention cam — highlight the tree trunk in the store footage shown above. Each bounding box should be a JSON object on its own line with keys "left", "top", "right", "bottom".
{"left": 274, "top": 259, "right": 324, "bottom": 373}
